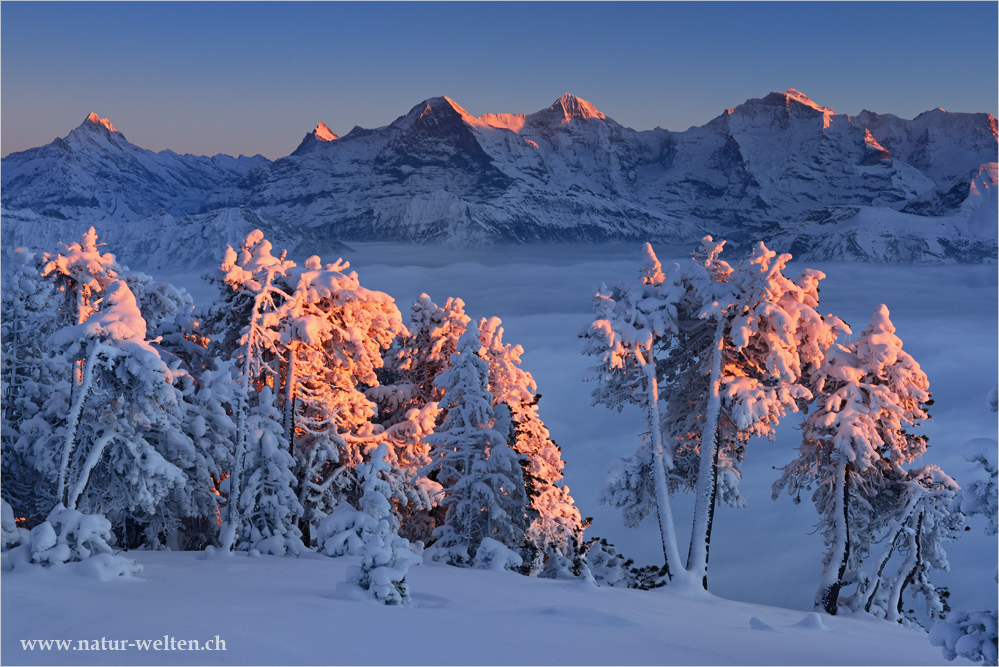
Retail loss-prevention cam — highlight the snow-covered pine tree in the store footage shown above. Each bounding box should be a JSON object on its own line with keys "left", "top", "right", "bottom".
{"left": 318, "top": 443, "right": 421, "bottom": 605}
{"left": 277, "top": 256, "right": 405, "bottom": 541}
{"left": 585, "top": 238, "right": 844, "bottom": 590}
{"left": 582, "top": 242, "right": 690, "bottom": 582}
{"left": 203, "top": 230, "right": 296, "bottom": 552}
{"left": 374, "top": 294, "right": 470, "bottom": 426}
{"left": 366, "top": 293, "right": 468, "bottom": 542}
{"left": 478, "top": 316, "right": 585, "bottom": 575}
{"left": 881, "top": 466, "right": 962, "bottom": 626}
{"left": 424, "top": 324, "right": 527, "bottom": 569}
{"left": 774, "top": 305, "right": 952, "bottom": 618}
{"left": 684, "top": 240, "right": 844, "bottom": 590}
{"left": 231, "top": 385, "right": 304, "bottom": 555}
{"left": 1, "top": 248, "right": 65, "bottom": 526}
{"left": 46, "top": 277, "right": 190, "bottom": 545}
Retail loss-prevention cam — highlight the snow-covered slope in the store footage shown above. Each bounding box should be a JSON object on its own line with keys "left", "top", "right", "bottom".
{"left": 0, "top": 550, "right": 960, "bottom": 666}
{"left": 1, "top": 113, "right": 269, "bottom": 219}
{"left": 0, "top": 207, "right": 348, "bottom": 272}
{"left": 3, "top": 93, "right": 995, "bottom": 261}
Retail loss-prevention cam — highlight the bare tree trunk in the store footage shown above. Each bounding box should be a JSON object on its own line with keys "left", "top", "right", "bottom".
{"left": 687, "top": 318, "right": 726, "bottom": 589}
{"left": 886, "top": 511, "right": 923, "bottom": 623}
{"left": 815, "top": 461, "right": 850, "bottom": 614}
{"left": 641, "top": 352, "right": 683, "bottom": 581}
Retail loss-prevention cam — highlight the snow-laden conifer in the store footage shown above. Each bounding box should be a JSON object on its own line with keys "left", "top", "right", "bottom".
{"left": 317, "top": 443, "right": 420, "bottom": 605}
{"left": 1, "top": 248, "right": 65, "bottom": 525}
{"left": 204, "top": 230, "right": 296, "bottom": 552}
{"left": 231, "top": 385, "right": 304, "bottom": 555}
{"left": 425, "top": 324, "right": 528, "bottom": 568}
{"left": 278, "top": 256, "right": 405, "bottom": 538}
{"left": 478, "top": 316, "right": 585, "bottom": 574}
{"left": 374, "top": 293, "right": 470, "bottom": 425}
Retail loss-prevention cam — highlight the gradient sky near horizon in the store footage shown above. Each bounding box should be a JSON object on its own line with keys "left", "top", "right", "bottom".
{"left": 2, "top": 1, "right": 997, "bottom": 160}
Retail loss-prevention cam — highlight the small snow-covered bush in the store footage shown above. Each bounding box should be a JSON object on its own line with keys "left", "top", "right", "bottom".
{"left": 345, "top": 520, "right": 422, "bottom": 606}
{"left": 321, "top": 444, "right": 422, "bottom": 606}
{"left": 584, "top": 538, "right": 635, "bottom": 588}
{"left": 472, "top": 537, "right": 523, "bottom": 572}
{"left": 317, "top": 503, "right": 379, "bottom": 557}
{"left": 930, "top": 610, "right": 998, "bottom": 665}
{"left": 8, "top": 505, "right": 141, "bottom": 578}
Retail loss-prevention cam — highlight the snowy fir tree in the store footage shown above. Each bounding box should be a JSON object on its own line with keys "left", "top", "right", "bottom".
{"left": 316, "top": 443, "right": 421, "bottom": 605}
{"left": 478, "top": 316, "right": 585, "bottom": 575}
{"left": 424, "top": 324, "right": 528, "bottom": 569}
{"left": 1, "top": 248, "right": 65, "bottom": 526}
{"left": 203, "top": 230, "right": 296, "bottom": 552}
{"left": 372, "top": 293, "right": 469, "bottom": 426}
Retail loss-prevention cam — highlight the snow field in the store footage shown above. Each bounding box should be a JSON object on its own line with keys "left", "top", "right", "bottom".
{"left": 0, "top": 549, "right": 962, "bottom": 666}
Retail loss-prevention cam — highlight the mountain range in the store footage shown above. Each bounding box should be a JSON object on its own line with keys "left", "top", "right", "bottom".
{"left": 2, "top": 90, "right": 996, "bottom": 264}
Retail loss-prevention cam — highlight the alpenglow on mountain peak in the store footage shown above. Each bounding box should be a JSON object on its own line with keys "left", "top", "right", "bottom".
{"left": 312, "top": 122, "right": 337, "bottom": 142}
{"left": 550, "top": 93, "right": 605, "bottom": 121}
{"left": 84, "top": 112, "right": 118, "bottom": 133}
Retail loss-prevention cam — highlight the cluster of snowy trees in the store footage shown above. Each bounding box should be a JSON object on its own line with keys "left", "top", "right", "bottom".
{"left": 583, "top": 238, "right": 995, "bottom": 653}
{"left": 1, "top": 228, "right": 590, "bottom": 604}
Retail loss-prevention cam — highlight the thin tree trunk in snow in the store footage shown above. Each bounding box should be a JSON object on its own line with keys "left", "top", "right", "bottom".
{"left": 57, "top": 343, "right": 107, "bottom": 507}
{"left": 815, "top": 461, "right": 850, "bottom": 614}
{"left": 687, "top": 317, "right": 726, "bottom": 589}
{"left": 67, "top": 431, "right": 117, "bottom": 510}
{"left": 639, "top": 350, "right": 683, "bottom": 581}
{"left": 221, "top": 268, "right": 278, "bottom": 553}
{"left": 886, "top": 510, "right": 923, "bottom": 623}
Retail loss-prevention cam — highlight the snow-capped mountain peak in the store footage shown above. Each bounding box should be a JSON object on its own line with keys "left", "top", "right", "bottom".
{"left": 783, "top": 88, "right": 835, "bottom": 114}
{"left": 528, "top": 93, "right": 609, "bottom": 126}
{"left": 291, "top": 122, "right": 340, "bottom": 155}
{"left": 84, "top": 112, "right": 118, "bottom": 133}
{"left": 313, "top": 122, "right": 338, "bottom": 142}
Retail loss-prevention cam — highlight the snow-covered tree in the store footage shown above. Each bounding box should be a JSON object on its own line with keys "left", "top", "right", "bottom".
{"left": 478, "top": 316, "right": 584, "bottom": 574}
{"left": 206, "top": 236, "right": 407, "bottom": 550}
{"left": 584, "top": 238, "right": 843, "bottom": 590}
{"left": 203, "top": 231, "right": 296, "bottom": 552}
{"left": 230, "top": 385, "right": 304, "bottom": 555}
{"left": 424, "top": 325, "right": 529, "bottom": 568}
{"left": 1, "top": 248, "right": 65, "bottom": 526}
{"left": 278, "top": 256, "right": 405, "bottom": 539}
{"left": 46, "top": 279, "right": 188, "bottom": 538}
{"left": 773, "top": 305, "right": 936, "bottom": 615}
{"left": 582, "top": 242, "right": 690, "bottom": 581}
{"left": 373, "top": 293, "right": 470, "bottom": 426}
{"left": 317, "top": 443, "right": 421, "bottom": 605}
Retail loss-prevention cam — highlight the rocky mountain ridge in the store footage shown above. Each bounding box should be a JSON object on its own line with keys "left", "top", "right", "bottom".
{"left": 2, "top": 91, "right": 996, "bottom": 263}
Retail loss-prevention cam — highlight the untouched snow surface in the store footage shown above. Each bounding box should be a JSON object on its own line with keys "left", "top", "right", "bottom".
{"left": 0, "top": 549, "right": 963, "bottom": 666}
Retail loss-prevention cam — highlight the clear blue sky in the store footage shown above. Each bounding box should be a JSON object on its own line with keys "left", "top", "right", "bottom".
{"left": 2, "top": 1, "right": 996, "bottom": 159}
